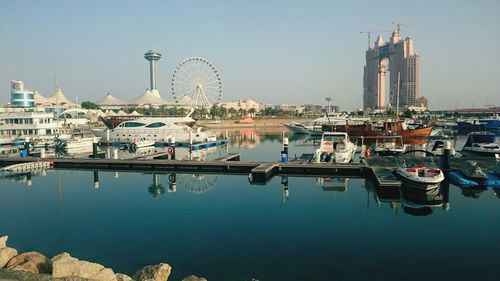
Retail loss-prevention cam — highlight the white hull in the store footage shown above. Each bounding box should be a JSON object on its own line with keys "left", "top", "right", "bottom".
{"left": 284, "top": 123, "right": 310, "bottom": 134}
{"left": 396, "top": 167, "right": 445, "bottom": 190}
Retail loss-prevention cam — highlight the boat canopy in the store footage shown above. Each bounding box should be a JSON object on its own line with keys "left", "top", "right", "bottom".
{"left": 464, "top": 132, "right": 496, "bottom": 147}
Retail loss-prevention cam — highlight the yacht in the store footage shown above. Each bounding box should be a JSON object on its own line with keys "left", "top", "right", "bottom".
{"left": 97, "top": 117, "right": 217, "bottom": 144}
{"left": 314, "top": 132, "right": 357, "bottom": 164}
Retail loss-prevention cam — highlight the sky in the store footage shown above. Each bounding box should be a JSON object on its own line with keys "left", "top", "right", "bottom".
{"left": 1, "top": 0, "right": 499, "bottom": 111}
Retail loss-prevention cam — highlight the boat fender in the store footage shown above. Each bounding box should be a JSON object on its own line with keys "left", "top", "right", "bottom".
{"left": 365, "top": 147, "right": 371, "bottom": 158}
{"left": 168, "top": 147, "right": 174, "bottom": 154}
{"left": 168, "top": 174, "right": 176, "bottom": 183}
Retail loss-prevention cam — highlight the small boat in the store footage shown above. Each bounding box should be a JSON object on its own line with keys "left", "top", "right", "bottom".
{"left": 314, "top": 132, "right": 357, "bottom": 164}
{"left": 395, "top": 159, "right": 445, "bottom": 190}
{"left": 461, "top": 132, "right": 500, "bottom": 157}
{"left": 459, "top": 160, "right": 488, "bottom": 180}
{"left": 283, "top": 122, "right": 310, "bottom": 134}
{"left": 0, "top": 161, "right": 53, "bottom": 173}
{"left": 373, "top": 135, "right": 406, "bottom": 156}
{"left": 131, "top": 135, "right": 155, "bottom": 149}
{"left": 56, "top": 137, "right": 100, "bottom": 150}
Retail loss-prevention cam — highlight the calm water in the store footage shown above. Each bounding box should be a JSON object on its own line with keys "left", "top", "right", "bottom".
{"left": 1, "top": 130, "right": 500, "bottom": 281}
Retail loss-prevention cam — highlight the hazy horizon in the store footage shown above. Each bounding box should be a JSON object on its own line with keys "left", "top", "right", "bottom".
{"left": 1, "top": 0, "right": 499, "bottom": 111}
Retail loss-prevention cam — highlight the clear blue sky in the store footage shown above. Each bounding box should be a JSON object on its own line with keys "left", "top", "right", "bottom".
{"left": 1, "top": 0, "right": 499, "bottom": 110}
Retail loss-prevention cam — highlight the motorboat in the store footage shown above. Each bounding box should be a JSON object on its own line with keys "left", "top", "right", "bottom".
{"left": 394, "top": 159, "right": 445, "bottom": 190}
{"left": 131, "top": 135, "right": 155, "bottom": 149}
{"left": 373, "top": 135, "right": 406, "bottom": 156}
{"left": 283, "top": 122, "right": 310, "bottom": 134}
{"left": 461, "top": 132, "right": 500, "bottom": 157}
{"left": 0, "top": 161, "right": 53, "bottom": 173}
{"left": 400, "top": 185, "right": 443, "bottom": 216}
{"left": 56, "top": 137, "right": 99, "bottom": 150}
{"left": 450, "top": 161, "right": 500, "bottom": 188}
{"left": 314, "top": 132, "right": 357, "bottom": 164}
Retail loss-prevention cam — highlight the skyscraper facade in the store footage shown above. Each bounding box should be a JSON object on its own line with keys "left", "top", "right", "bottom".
{"left": 363, "top": 31, "right": 420, "bottom": 110}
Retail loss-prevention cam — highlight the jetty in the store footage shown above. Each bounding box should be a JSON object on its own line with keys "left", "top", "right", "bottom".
{"left": 0, "top": 153, "right": 496, "bottom": 185}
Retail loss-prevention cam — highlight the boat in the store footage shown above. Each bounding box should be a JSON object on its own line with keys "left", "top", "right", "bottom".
{"left": 394, "top": 158, "right": 445, "bottom": 190}
{"left": 461, "top": 132, "right": 500, "bottom": 157}
{"left": 459, "top": 160, "right": 488, "bottom": 180}
{"left": 56, "top": 137, "right": 99, "bottom": 150}
{"left": 321, "top": 120, "right": 433, "bottom": 140}
{"left": 95, "top": 115, "right": 216, "bottom": 144}
{"left": 373, "top": 135, "right": 406, "bottom": 156}
{"left": 131, "top": 135, "right": 155, "bottom": 149}
{"left": 313, "top": 132, "right": 357, "bottom": 164}
{"left": 400, "top": 185, "right": 443, "bottom": 216}
{"left": 457, "top": 115, "right": 500, "bottom": 136}
{"left": 99, "top": 108, "right": 197, "bottom": 130}
{"left": 0, "top": 161, "right": 53, "bottom": 173}
{"left": 283, "top": 122, "right": 310, "bottom": 134}
{"left": 284, "top": 113, "right": 369, "bottom": 135}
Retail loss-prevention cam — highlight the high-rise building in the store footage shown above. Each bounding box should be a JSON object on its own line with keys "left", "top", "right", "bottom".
{"left": 363, "top": 31, "right": 420, "bottom": 110}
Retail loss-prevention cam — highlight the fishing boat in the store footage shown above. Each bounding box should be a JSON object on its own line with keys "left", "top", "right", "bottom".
{"left": 461, "top": 132, "right": 500, "bottom": 157}
{"left": 321, "top": 120, "right": 433, "bottom": 140}
{"left": 314, "top": 132, "right": 357, "bottom": 164}
{"left": 394, "top": 158, "right": 445, "bottom": 190}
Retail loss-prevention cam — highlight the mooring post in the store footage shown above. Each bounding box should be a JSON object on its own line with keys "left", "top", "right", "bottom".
{"left": 281, "top": 132, "right": 289, "bottom": 162}
{"left": 441, "top": 140, "right": 451, "bottom": 171}
{"left": 92, "top": 141, "right": 98, "bottom": 158}
{"left": 170, "top": 137, "right": 176, "bottom": 160}
{"left": 168, "top": 173, "right": 177, "bottom": 193}
{"left": 112, "top": 148, "right": 118, "bottom": 159}
{"left": 106, "top": 129, "right": 110, "bottom": 142}
{"left": 40, "top": 148, "right": 46, "bottom": 158}
{"left": 93, "top": 171, "right": 99, "bottom": 189}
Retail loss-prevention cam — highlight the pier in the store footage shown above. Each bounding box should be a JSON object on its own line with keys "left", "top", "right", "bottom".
{"left": 0, "top": 155, "right": 496, "bottom": 185}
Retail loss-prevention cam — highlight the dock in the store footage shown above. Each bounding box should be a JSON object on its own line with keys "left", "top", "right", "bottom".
{"left": 0, "top": 154, "right": 495, "bottom": 186}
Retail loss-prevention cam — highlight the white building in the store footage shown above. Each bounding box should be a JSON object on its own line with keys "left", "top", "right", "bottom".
{"left": 10, "top": 80, "right": 35, "bottom": 107}
{"left": 0, "top": 112, "right": 61, "bottom": 138}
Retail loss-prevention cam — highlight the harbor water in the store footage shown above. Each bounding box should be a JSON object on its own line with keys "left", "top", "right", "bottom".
{"left": 1, "top": 130, "right": 499, "bottom": 281}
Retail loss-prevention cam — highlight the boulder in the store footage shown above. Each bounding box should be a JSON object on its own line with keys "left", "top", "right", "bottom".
{"left": 133, "top": 263, "right": 172, "bottom": 281}
{"left": 0, "top": 235, "right": 7, "bottom": 248}
{"left": 116, "top": 273, "right": 134, "bottom": 281}
{"left": 182, "top": 275, "right": 208, "bottom": 281}
{"left": 51, "top": 252, "right": 117, "bottom": 281}
{"left": 0, "top": 247, "right": 18, "bottom": 268}
{"left": 5, "top": 251, "right": 52, "bottom": 274}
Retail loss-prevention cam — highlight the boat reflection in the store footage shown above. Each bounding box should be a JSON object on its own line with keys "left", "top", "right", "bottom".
{"left": 400, "top": 184, "right": 443, "bottom": 216}
{"left": 316, "top": 177, "right": 349, "bottom": 192}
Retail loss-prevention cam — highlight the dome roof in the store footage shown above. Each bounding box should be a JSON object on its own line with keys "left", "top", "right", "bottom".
{"left": 131, "top": 90, "right": 169, "bottom": 105}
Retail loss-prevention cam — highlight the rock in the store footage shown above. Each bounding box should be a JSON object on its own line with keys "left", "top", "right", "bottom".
{"left": 133, "top": 263, "right": 172, "bottom": 281}
{"left": 51, "top": 252, "right": 117, "bottom": 281}
{"left": 182, "top": 275, "right": 208, "bottom": 281}
{"left": 0, "top": 236, "right": 7, "bottom": 248}
{"left": 115, "top": 273, "right": 134, "bottom": 281}
{"left": 0, "top": 247, "right": 18, "bottom": 268}
{"left": 116, "top": 273, "right": 134, "bottom": 281}
{"left": 5, "top": 251, "right": 52, "bottom": 274}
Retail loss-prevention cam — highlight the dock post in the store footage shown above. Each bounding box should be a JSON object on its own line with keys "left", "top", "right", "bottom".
{"left": 93, "top": 171, "right": 99, "bottom": 189}
{"left": 106, "top": 129, "right": 110, "bottom": 142}
{"left": 281, "top": 133, "right": 289, "bottom": 162}
{"left": 168, "top": 173, "right": 177, "bottom": 192}
{"left": 40, "top": 148, "right": 46, "bottom": 158}
{"left": 441, "top": 140, "right": 451, "bottom": 171}
{"left": 92, "top": 141, "right": 98, "bottom": 158}
{"left": 112, "top": 148, "right": 118, "bottom": 159}
{"left": 170, "top": 137, "right": 176, "bottom": 160}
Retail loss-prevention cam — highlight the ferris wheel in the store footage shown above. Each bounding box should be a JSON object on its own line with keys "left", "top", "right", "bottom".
{"left": 171, "top": 57, "right": 223, "bottom": 109}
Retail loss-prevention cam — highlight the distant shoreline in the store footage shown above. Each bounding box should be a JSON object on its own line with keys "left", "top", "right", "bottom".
{"left": 197, "top": 117, "right": 313, "bottom": 129}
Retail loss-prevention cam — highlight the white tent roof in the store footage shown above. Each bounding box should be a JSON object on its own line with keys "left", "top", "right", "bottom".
{"left": 117, "top": 110, "right": 128, "bottom": 115}
{"left": 176, "top": 95, "right": 192, "bottom": 106}
{"left": 34, "top": 88, "right": 75, "bottom": 106}
{"left": 131, "top": 90, "right": 169, "bottom": 105}
{"left": 98, "top": 93, "right": 126, "bottom": 105}
{"left": 129, "top": 110, "right": 143, "bottom": 116}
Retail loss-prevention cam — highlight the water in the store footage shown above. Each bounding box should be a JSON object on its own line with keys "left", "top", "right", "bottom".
{"left": 1, "top": 130, "right": 500, "bottom": 280}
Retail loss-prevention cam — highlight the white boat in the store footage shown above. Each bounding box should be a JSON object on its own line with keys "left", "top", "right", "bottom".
{"left": 374, "top": 135, "right": 406, "bottom": 156}
{"left": 283, "top": 122, "right": 310, "bottom": 134}
{"left": 131, "top": 135, "right": 155, "bottom": 149}
{"left": 461, "top": 132, "right": 500, "bottom": 157}
{"left": 57, "top": 137, "right": 99, "bottom": 150}
{"left": 395, "top": 161, "right": 445, "bottom": 190}
{"left": 95, "top": 115, "right": 216, "bottom": 144}
{"left": 1, "top": 161, "right": 53, "bottom": 173}
{"left": 314, "top": 132, "right": 357, "bottom": 164}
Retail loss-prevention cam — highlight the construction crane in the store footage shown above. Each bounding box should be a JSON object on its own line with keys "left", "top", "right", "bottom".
{"left": 360, "top": 30, "right": 393, "bottom": 49}
{"left": 392, "top": 20, "right": 417, "bottom": 34}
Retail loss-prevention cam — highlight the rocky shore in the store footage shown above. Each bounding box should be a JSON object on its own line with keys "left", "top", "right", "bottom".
{"left": 0, "top": 235, "right": 207, "bottom": 281}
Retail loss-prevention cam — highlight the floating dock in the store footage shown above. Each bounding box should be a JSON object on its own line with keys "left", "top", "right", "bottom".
{"left": 99, "top": 139, "right": 229, "bottom": 151}
{"left": 0, "top": 155, "right": 495, "bottom": 186}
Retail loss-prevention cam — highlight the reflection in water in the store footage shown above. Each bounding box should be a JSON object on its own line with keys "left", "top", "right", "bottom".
{"left": 400, "top": 184, "right": 443, "bottom": 216}
{"left": 281, "top": 175, "right": 289, "bottom": 204}
{"left": 148, "top": 173, "right": 165, "bottom": 198}
{"left": 316, "top": 177, "right": 349, "bottom": 192}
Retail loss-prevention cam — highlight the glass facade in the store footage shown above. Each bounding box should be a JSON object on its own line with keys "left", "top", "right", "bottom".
{"left": 11, "top": 91, "right": 35, "bottom": 108}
